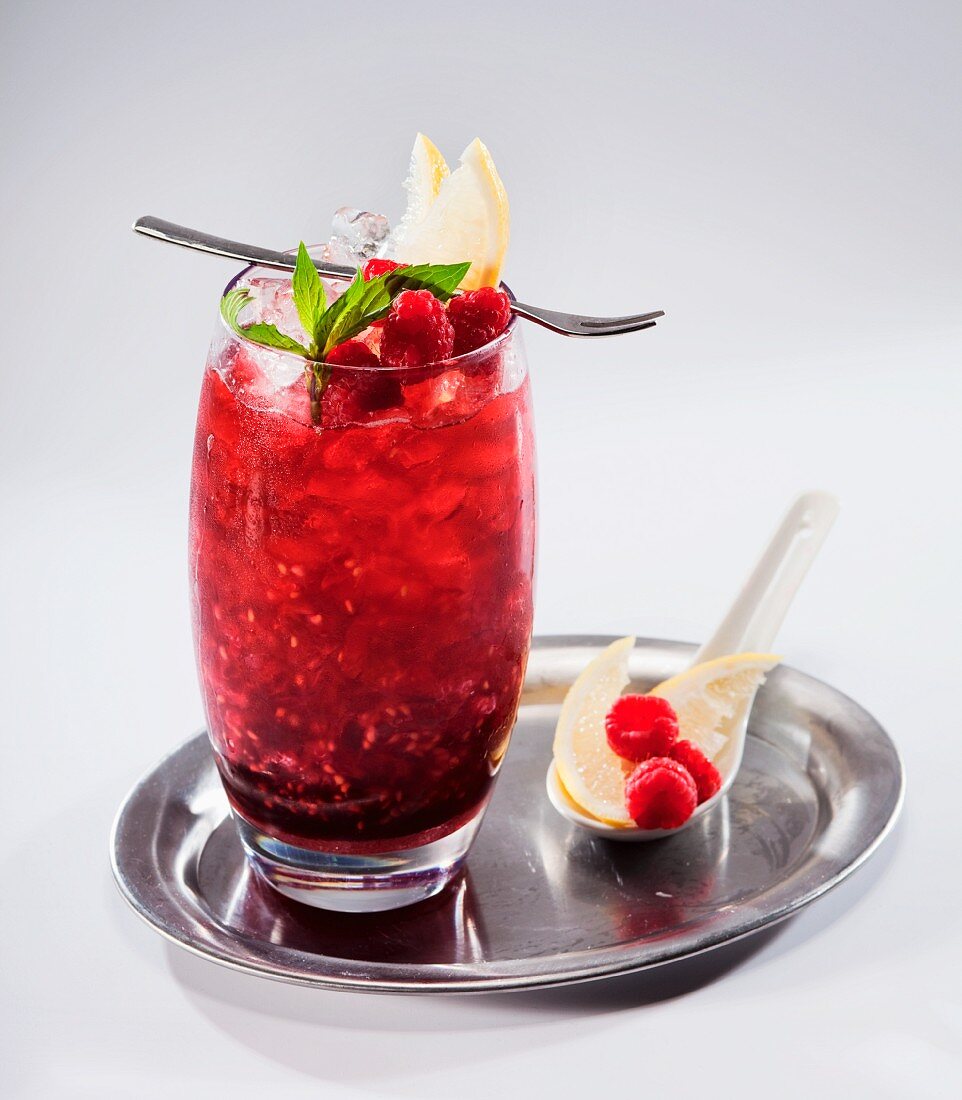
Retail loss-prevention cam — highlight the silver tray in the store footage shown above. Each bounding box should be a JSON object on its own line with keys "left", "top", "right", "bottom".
{"left": 110, "top": 636, "right": 903, "bottom": 993}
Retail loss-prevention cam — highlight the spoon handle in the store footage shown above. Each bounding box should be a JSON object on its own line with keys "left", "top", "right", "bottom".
{"left": 694, "top": 491, "right": 840, "bottom": 665}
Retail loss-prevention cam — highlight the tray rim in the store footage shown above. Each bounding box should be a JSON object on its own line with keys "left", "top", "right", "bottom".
{"left": 110, "top": 635, "right": 905, "bottom": 994}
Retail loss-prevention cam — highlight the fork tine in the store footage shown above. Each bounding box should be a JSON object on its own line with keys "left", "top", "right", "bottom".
{"left": 578, "top": 310, "right": 665, "bottom": 328}
{"left": 510, "top": 300, "right": 665, "bottom": 337}
{"left": 582, "top": 319, "right": 659, "bottom": 336}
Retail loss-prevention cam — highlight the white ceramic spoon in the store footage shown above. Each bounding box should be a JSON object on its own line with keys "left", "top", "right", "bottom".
{"left": 545, "top": 490, "right": 840, "bottom": 840}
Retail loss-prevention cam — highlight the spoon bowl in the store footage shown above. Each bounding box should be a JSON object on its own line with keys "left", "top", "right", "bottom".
{"left": 546, "top": 490, "right": 840, "bottom": 841}
{"left": 545, "top": 759, "right": 729, "bottom": 840}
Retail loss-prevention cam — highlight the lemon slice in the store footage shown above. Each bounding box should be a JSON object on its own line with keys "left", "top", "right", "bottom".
{"left": 553, "top": 644, "right": 781, "bottom": 827}
{"left": 391, "top": 133, "right": 449, "bottom": 251}
{"left": 650, "top": 652, "right": 780, "bottom": 778}
{"left": 553, "top": 637, "right": 636, "bottom": 826}
{"left": 391, "top": 138, "right": 510, "bottom": 290}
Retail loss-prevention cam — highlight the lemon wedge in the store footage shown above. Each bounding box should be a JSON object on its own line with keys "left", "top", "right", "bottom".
{"left": 650, "top": 652, "right": 780, "bottom": 778}
{"left": 552, "top": 637, "right": 636, "bottom": 826}
{"left": 391, "top": 137, "right": 510, "bottom": 290}
{"left": 391, "top": 133, "right": 449, "bottom": 252}
{"left": 553, "top": 642, "right": 781, "bottom": 827}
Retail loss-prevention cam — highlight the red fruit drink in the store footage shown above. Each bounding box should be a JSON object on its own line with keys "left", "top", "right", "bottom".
{"left": 189, "top": 281, "right": 535, "bottom": 906}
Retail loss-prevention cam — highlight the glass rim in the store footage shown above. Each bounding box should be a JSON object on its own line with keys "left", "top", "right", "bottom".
{"left": 220, "top": 258, "right": 519, "bottom": 374}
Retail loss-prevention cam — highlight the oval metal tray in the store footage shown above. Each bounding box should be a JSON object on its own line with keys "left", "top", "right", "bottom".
{"left": 110, "top": 636, "right": 903, "bottom": 993}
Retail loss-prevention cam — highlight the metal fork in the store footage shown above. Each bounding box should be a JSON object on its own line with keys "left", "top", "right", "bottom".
{"left": 133, "top": 216, "right": 665, "bottom": 338}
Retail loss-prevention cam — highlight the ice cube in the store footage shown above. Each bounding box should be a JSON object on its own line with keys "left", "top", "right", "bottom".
{"left": 237, "top": 277, "right": 310, "bottom": 392}
{"left": 247, "top": 277, "right": 309, "bottom": 342}
{"left": 257, "top": 348, "right": 307, "bottom": 392}
{"left": 329, "top": 207, "right": 390, "bottom": 262}
{"left": 321, "top": 237, "right": 362, "bottom": 269}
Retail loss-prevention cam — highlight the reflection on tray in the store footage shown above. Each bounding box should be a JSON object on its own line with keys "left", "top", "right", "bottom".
{"left": 200, "top": 818, "right": 488, "bottom": 966}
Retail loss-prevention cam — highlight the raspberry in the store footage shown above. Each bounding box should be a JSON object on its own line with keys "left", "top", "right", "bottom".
{"left": 670, "top": 740, "right": 722, "bottom": 804}
{"left": 447, "top": 287, "right": 512, "bottom": 355}
{"left": 380, "top": 289, "right": 454, "bottom": 369}
{"left": 624, "top": 757, "right": 697, "bottom": 830}
{"left": 321, "top": 341, "right": 402, "bottom": 428}
{"left": 325, "top": 339, "right": 380, "bottom": 368}
{"left": 362, "top": 258, "right": 407, "bottom": 281}
{"left": 605, "top": 694, "right": 679, "bottom": 762}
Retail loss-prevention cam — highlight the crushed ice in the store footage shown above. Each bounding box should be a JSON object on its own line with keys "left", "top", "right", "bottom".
{"left": 232, "top": 208, "right": 393, "bottom": 393}
{"left": 322, "top": 207, "right": 391, "bottom": 267}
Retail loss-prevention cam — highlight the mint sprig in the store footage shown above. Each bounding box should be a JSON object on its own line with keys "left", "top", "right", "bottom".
{"left": 312, "top": 260, "right": 471, "bottom": 355}
{"left": 220, "top": 289, "right": 310, "bottom": 356}
{"left": 314, "top": 269, "right": 390, "bottom": 353}
{"left": 291, "top": 242, "right": 327, "bottom": 339}
{"left": 220, "top": 245, "right": 472, "bottom": 425}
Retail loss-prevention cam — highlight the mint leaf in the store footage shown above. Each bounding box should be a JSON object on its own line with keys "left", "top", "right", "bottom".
{"left": 220, "top": 287, "right": 310, "bottom": 356}
{"left": 241, "top": 324, "right": 311, "bottom": 355}
{"left": 384, "top": 261, "right": 471, "bottom": 301}
{"left": 292, "top": 242, "right": 326, "bottom": 346}
{"left": 220, "top": 288, "right": 253, "bottom": 330}
{"left": 316, "top": 268, "right": 392, "bottom": 355}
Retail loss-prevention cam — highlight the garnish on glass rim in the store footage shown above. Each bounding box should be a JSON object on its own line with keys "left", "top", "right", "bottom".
{"left": 220, "top": 242, "right": 471, "bottom": 424}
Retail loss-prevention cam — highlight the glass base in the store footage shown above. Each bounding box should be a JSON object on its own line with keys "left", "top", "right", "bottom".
{"left": 235, "top": 808, "right": 486, "bottom": 913}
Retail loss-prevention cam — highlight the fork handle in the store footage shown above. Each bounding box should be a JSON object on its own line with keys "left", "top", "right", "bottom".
{"left": 133, "top": 216, "right": 357, "bottom": 279}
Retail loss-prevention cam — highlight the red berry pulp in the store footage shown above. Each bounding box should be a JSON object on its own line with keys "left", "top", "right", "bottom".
{"left": 190, "top": 316, "right": 536, "bottom": 853}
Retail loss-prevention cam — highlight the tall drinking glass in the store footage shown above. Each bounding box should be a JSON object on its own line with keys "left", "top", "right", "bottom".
{"left": 189, "top": 263, "right": 536, "bottom": 911}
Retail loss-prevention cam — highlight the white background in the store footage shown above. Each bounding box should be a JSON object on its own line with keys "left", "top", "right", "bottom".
{"left": 2, "top": 2, "right": 960, "bottom": 1096}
